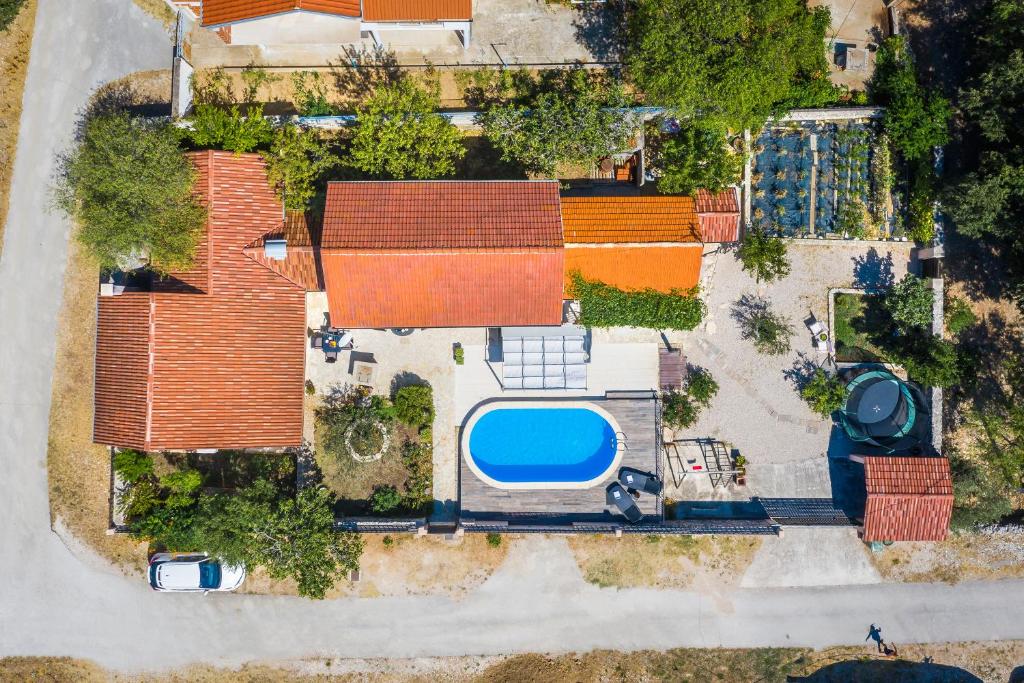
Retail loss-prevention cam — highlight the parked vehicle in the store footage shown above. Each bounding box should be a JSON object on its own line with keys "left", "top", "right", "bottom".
{"left": 148, "top": 553, "right": 245, "bottom": 593}
{"left": 618, "top": 467, "right": 663, "bottom": 495}
{"left": 606, "top": 483, "right": 643, "bottom": 523}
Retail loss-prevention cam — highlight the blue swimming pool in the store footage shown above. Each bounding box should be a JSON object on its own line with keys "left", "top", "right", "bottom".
{"left": 464, "top": 404, "right": 620, "bottom": 488}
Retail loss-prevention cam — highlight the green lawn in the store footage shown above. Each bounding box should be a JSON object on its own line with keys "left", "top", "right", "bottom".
{"left": 833, "top": 292, "right": 891, "bottom": 363}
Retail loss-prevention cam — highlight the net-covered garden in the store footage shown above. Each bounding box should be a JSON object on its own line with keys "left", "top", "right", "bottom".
{"left": 751, "top": 121, "right": 890, "bottom": 238}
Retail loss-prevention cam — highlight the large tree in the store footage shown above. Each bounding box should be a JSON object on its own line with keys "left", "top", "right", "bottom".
{"left": 56, "top": 114, "right": 206, "bottom": 272}
{"left": 263, "top": 124, "right": 339, "bottom": 211}
{"left": 652, "top": 122, "right": 743, "bottom": 194}
{"left": 347, "top": 78, "right": 465, "bottom": 179}
{"left": 478, "top": 69, "right": 634, "bottom": 177}
{"left": 626, "top": 0, "right": 834, "bottom": 130}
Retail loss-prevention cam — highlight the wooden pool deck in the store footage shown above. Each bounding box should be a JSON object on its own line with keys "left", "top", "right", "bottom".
{"left": 459, "top": 393, "right": 662, "bottom": 521}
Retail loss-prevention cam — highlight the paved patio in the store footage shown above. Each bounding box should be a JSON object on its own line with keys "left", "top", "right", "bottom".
{"left": 673, "top": 241, "right": 917, "bottom": 501}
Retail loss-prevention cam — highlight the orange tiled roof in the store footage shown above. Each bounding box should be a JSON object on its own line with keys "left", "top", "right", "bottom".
{"left": 243, "top": 211, "right": 324, "bottom": 291}
{"left": 694, "top": 188, "right": 741, "bottom": 242}
{"left": 565, "top": 245, "right": 702, "bottom": 294}
{"left": 362, "top": 0, "right": 472, "bottom": 21}
{"left": 201, "top": 0, "right": 360, "bottom": 26}
{"left": 322, "top": 249, "right": 565, "bottom": 328}
{"left": 560, "top": 195, "right": 701, "bottom": 244}
{"left": 94, "top": 152, "right": 307, "bottom": 451}
{"left": 322, "top": 181, "right": 563, "bottom": 249}
{"left": 694, "top": 188, "right": 739, "bottom": 214}
{"left": 862, "top": 456, "right": 953, "bottom": 542}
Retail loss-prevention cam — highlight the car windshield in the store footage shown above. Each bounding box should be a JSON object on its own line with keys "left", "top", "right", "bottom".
{"left": 198, "top": 561, "right": 221, "bottom": 589}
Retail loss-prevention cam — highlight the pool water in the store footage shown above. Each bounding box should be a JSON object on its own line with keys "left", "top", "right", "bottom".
{"left": 467, "top": 406, "right": 618, "bottom": 484}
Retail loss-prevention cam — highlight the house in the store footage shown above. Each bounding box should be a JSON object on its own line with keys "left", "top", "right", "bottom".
{"left": 94, "top": 151, "right": 307, "bottom": 452}
{"left": 183, "top": 0, "right": 474, "bottom": 48}
{"left": 859, "top": 455, "right": 953, "bottom": 542}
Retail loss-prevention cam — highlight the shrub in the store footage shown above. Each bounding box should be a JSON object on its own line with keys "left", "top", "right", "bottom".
{"left": 114, "top": 449, "right": 154, "bottom": 484}
{"left": 347, "top": 78, "right": 465, "bottom": 179}
{"left": 382, "top": 534, "right": 394, "bottom": 547}
{"left": 737, "top": 228, "right": 791, "bottom": 283}
{"left": 884, "top": 274, "right": 933, "bottom": 332}
{"left": 686, "top": 368, "right": 718, "bottom": 406}
{"left": 896, "top": 336, "right": 964, "bottom": 388}
{"left": 400, "top": 440, "right": 433, "bottom": 512}
{"left": 0, "top": 0, "right": 25, "bottom": 31}
{"left": 569, "top": 272, "right": 706, "bottom": 331}
{"left": 945, "top": 297, "right": 978, "bottom": 336}
{"left": 799, "top": 368, "right": 846, "bottom": 418}
{"left": 188, "top": 103, "right": 273, "bottom": 154}
{"left": 263, "top": 124, "right": 339, "bottom": 210}
{"left": 662, "top": 390, "right": 699, "bottom": 429}
{"left": 305, "top": 379, "right": 316, "bottom": 395}
{"left": 55, "top": 114, "right": 207, "bottom": 273}
{"left": 486, "top": 532, "right": 502, "bottom": 548}
{"left": 733, "top": 296, "right": 793, "bottom": 355}
{"left": 393, "top": 384, "right": 434, "bottom": 431}
{"left": 950, "top": 453, "right": 1013, "bottom": 529}
{"left": 653, "top": 122, "right": 742, "bottom": 195}
{"left": 453, "top": 345, "right": 465, "bottom": 365}
{"left": 370, "top": 485, "right": 402, "bottom": 514}
{"left": 907, "top": 164, "right": 937, "bottom": 242}
{"left": 292, "top": 71, "right": 338, "bottom": 116}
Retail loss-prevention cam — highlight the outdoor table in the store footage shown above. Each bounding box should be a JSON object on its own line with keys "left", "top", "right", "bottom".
{"left": 322, "top": 330, "right": 352, "bottom": 354}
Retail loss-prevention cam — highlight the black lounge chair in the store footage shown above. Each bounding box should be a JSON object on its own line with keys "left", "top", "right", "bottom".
{"left": 619, "top": 467, "right": 663, "bottom": 495}
{"left": 606, "top": 483, "right": 643, "bottom": 524}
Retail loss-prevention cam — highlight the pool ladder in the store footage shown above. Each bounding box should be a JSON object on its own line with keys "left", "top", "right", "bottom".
{"left": 613, "top": 431, "right": 629, "bottom": 451}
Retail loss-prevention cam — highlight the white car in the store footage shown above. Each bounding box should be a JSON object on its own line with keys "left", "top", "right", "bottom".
{"left": 148, "top": 553, "right": 245, "bottom": 593}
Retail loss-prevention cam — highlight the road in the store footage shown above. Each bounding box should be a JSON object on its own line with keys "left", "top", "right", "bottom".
{"left": 2, "top": 0, "right": 1024, "bottom": 674}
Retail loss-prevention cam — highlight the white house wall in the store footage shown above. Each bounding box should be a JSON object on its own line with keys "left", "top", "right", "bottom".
{"left": 228, "top": 12, "right": 361, "bottom": 45}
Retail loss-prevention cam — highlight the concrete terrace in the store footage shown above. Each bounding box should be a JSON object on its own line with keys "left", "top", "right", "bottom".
{"left": 459, "top": 395, "right": 661, "bottom": 520}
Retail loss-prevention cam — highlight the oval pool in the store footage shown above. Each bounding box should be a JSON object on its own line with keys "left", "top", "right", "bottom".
{"left": 462, "top": 402, "right": 622, "bottom": 490}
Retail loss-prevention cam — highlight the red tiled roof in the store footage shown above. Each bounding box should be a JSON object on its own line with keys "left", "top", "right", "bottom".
{"left": 694, "top": 188, "right": 739, "bottom": 214}
{"left": 694, "top": 188, "right": 741, "bottom": 242}
{"left": 243, "top": 211, "right": 324, "bottom": 291}
{"left": 565, "top": 245, "right": 702, "bottom": 294}
{"left": 322, "top": 249, "right": 564, "bottom": 328}
{"left": 94, "top": 152, "right": 307, "bottom": 451}
{"left": 560, "top": 195, "right": 701, "bottom": 244}
{"left": 321, "top": 181, "right": 564, "bottom": 250}
{"left": 362, "top": 0, "right": 472, "bottom": 21}
{"left": 201, "top": 0, "right": 360, "bottom": 26}
{"left": 862, "top": 456, "right": 954, "bottom": 542}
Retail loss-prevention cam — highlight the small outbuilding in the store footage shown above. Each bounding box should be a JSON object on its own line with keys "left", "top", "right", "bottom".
{"left": 858, "top": 455, "right": 953, "bottom": 542}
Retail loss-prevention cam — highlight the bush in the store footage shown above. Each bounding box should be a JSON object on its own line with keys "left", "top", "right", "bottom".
{"left": 895, "top": 335, "right": 965, "bottom": 388}
{"left": 907, "top": 162, "right": 937, "bottom": 242}
{"left": 382, "top": 534, "right": 394, "bottom": 547}
{"left": 486, "top": 532, "right": 502, "bottom": 548}
{"left": 950, "top": 453, "right": 1013, "bottom": 530}
{"left": 400, "top": 440, "right": 433, "bottom": 512}
{"left": 652, "top": 122, "right": 743, "bottom": 195}
{"left": 292, "top": 71, "right": 338, "bottom": 116}
{"left": 884, "top": 274, "right": 933, "bottom": 332}
{"left": 569, "top": 273, "right": 706, "bottom": 331}
{"left": 733, "top": 296, "right": 793, "bottom": 355}
{"left": 662, "top": 390, "right": 699, "bottom": 429}
{"left": 737, "top": 228, "right": 791, "bottom": 283}
{"left": 187, "top": 103, "right": 273, "bottom": 154}
{"left": 0, "top": 0, "right": 25, "bottom": 31}
{"left": 686, "top": 369, "right": 719, "bottom": 406}
{"left": 393, "top": 384, "right": 435, "bottom": 431}
{"left": 113, "top": 449, "right": 154, "bottom": 484}
{"left": 799, "top": 369, "right": 846, "bottom": 418}
{"left": 55, "top": 114, "right": 207, "bottom": 273}
{"left": 945, "top": 297, "right": 978, "bottom": 336}
{"left": 370, "top": 485, "right": 402, "bottom": 514}
{"left": 347, "top": 78, "right": 465, "bottom": 179}
{"left": 263, "top": 124, "right": 339, "bottom": 210}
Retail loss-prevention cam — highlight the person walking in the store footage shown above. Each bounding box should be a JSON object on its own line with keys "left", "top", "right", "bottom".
{"left": 866, "top": 624, "right": 884, "bottom": 653}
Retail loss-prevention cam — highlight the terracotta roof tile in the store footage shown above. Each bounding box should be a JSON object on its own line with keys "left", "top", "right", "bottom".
{"left": 201, "top": 0, "right": 360, "bottom": 26}
{"left": 94, "top": 294, "right": 152, "bottom": 447}
{"left": 862, "top": 456, "right": 953, "bottom": 542}
{"left": 362, "top": 0, "right": 472, "bottom": 21}
{"left": 243, "top": 211, "right": 324, "bottom": 290}
{"left": 694, "top": 188, "right": 740, "bottom": 214}
{"left": 565, "top": 245, "right": 702, "bottom": 294}
{"left": 321, "top": 181, "right": 564, "bottom": 249}
{"left": 322, "top": 249, "right": 565, "bottom": 328}
{"left": 560, "top": 195, "right": 701, "bottom": 244}
{"left": 94, "top": 152, "right": 307, "bottom": 451}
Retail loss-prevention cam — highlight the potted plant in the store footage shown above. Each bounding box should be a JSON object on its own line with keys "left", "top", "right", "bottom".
{"left": 453, "top": 342, "right": 464, "bottom": 365}
{"left": 734, "top": 454, "right": 747, "bottom": 486}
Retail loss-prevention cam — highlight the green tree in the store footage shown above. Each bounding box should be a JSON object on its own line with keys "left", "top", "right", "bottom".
{"left": 56, "top": 114, "right": 206, "bottom": 272}
{"left": 799, "top": 368, "right": 846, "bottom": 418}
{"left": 871, "top": 36, "right": 951, "bottom": 161}
{"left": 950, "top": 453, "right": 1013, "bottom": 529}
{"left": 884, "top": 273, "right": 933, "bottom": 332}
{"left": 626, "top": 0, "right": 833, "bottom": 130}
{"left": 945, "top": 296, "right": 978, "bottom": 336}
{"left": 653, "top": 123, "right": 742, "bottom": 195}
{"left": 187, "top": 103, "right": 273, "bottom": 154}
{"left": 737, "top": 228, "right": 791, "bottom": 283}
{"left": 686, "top": 368, "right": 718, "bottom": 406}
{"left": 392, "top": 384, "right": 435, "bottom": 432}
{"left": 478, "top": 69, "right": 633, "bottom": 177}
{"left": 733, "top": 295, "right": 793, "bottom": 355}
{"left": 263, "top": 125, "right": 339, "bottom": 210}
{"left": 292, "top": 71, "right": 339, "bottom": 116}
{"left": 347, "top": 78, "right": 465, "bottom": 179}
{"left": 907, "top": 163, "right": 937, "bottom": 242}
{"left": 0, "top": 0, "right": 25, "bottom": 31}
{"left": 896, "top": 335, "right": 963, "bottom": 388}
{"left": 661, "top": 390, "right": 699, "bottom": 429}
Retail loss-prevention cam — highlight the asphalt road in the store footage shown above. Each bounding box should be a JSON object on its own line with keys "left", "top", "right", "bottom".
{"left": 2, "top": 0, "right": 1024, "bottom": 674}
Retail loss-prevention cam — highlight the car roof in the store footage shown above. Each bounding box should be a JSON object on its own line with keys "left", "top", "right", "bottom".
{"left": 156, "top": 561, "right": 201, "bottom": 589}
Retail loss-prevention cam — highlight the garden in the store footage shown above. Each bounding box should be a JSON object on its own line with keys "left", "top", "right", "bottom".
{"left": 313, "top": 382, "right": 434, "bottom": 518}
{"left": 832, "top": 292, "right": 891, "bottom": 363}
{"left": 751, "top": 121, "right": 888, "bottom": 238}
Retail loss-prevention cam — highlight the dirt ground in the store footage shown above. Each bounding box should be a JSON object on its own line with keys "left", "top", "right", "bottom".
{"left": 0, "top": 0, "right": 36, "bottom": 254}
{"left": 871, "top": 529, "right": 1024, "bottom": 584}
{"left": 130, "top": 0, "right": 175, "bottom": 28}
{"left": 239, "top": 534, "right": 512, "bottom": 599}
{"left": 47, "top": 239, "right": 150, "bottom": 573}
{"left": 567, "top": 534, "right": 763, "bottom": 591}
{"left": 7, "top": 639, "right": 1024, "bottom": 682}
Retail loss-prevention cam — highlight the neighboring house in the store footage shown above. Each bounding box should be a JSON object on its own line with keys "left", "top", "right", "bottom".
{"left": 180, "top": 0, "right": 474, "bottom": 48}
{"left": 94, "top": 151, "right": 307, "bottom": 452}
